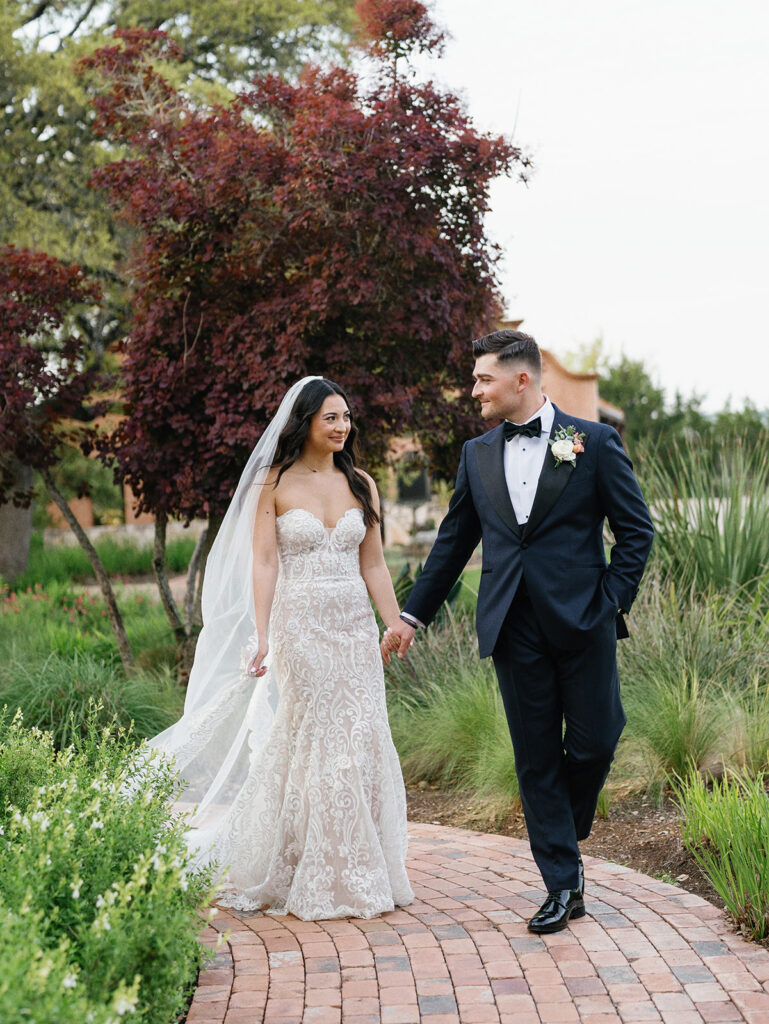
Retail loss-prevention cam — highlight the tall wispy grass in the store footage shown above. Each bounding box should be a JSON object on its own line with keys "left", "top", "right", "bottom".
{"left": 642, "top": 432, "right": 769, "bottom": 593}
{"left": 1, "top": 585, "right": 184, "bottom": 746}
{"left": 0, "top": 653, "right": 184, "bottom": 747}
{"left": 386, "top": 610, "right": 519, "bottom": 822}
{"left": 615, "top": 581, "right": 769, "bottom": 796}
{"left": 384, "top": 579, "right": 769, "bottom": 815}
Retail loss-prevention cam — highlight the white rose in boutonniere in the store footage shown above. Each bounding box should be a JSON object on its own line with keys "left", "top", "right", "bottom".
{"left": 549, "top": 426, "right": 587, "bottom": 467}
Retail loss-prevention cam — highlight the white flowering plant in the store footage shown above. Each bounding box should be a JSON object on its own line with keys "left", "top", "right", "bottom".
{"left": 0, "top": 709, "right": 218, "bottom": 1023}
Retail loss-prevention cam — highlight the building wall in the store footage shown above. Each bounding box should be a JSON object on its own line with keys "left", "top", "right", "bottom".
{"left": 541, "top": 350, "right": 600, "bottom": 421}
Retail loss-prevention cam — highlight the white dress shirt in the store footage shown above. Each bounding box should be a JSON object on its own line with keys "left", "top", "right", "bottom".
{"left": 504, "top": 397, "right": 554, "bottom": 526}
{"left": 400, "top": 397, "right": 555, "bottom": 630}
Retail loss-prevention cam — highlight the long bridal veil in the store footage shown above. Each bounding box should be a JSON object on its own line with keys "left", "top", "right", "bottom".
{"left": 145, "top": 376, "right": 323, "bottom": 860}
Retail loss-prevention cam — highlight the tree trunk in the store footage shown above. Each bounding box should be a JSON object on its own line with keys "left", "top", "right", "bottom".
{"left": 0, "top": 463, "right": 34, "bottom": 582}
{"left": 152, "top": 512, "right": 186, "bottom": 641}
{"left": 184, "top": 524, "right": 208, "bottom": 629}
{"left": 41, "top": 468, "right": 134, "bottom": 671}
{"left": 150, "top": 512, "right": 224, "bottom": 684}
{"left": 176, "top": 514, "right": 222, "bottom": 681}
{"left": 192, "top": 514, "right": 221, "bottom": 629}
{"left": 152, "top": 512, "right": 200, "bottom": 684}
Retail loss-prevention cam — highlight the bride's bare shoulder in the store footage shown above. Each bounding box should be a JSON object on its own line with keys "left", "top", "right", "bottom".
{"left": 355, "top": 467, "right": 378, "bottom": 496}
{"left": 254, "top": 467, "right": 282, "bottom": 519}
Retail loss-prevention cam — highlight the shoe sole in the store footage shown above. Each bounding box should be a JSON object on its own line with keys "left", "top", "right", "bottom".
{"left": 527, "top": 900, "right": 586, "bottom": 934}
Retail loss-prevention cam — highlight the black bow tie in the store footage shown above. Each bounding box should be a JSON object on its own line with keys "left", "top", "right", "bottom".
{"left": 504, "top": 417, "right": 542, "bottom": 441}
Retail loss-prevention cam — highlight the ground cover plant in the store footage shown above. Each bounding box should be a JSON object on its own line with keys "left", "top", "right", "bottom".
{"left": 0, "top": 711, "right": 218, "bottom": 1023}
{"left": 11, "top": 532, "right": 197, "bottom": 591}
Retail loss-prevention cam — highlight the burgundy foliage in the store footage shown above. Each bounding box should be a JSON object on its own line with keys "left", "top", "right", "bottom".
{"left": 0, "top": 246, "right": 101, "bottom": 505}
{"left": 81, "top": 3, "right": 528, "bottom": 522}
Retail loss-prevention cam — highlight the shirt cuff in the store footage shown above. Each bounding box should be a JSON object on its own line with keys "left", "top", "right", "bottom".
{"left": 399, "top": 612, "right": 425, "bottom": 629}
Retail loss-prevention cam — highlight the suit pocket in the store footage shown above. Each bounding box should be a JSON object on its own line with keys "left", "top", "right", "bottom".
{"left": 481, "top": 567, "right": 493, "bottom": 575}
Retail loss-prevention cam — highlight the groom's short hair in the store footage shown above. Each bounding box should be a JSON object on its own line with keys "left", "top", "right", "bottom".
{"left": 472, "top": 329, "right": 541, "bottom": 379}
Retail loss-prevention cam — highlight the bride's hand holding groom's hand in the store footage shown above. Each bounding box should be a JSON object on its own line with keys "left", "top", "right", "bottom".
{"left": 380, "top": 621, "right": 415, "bottom": 665}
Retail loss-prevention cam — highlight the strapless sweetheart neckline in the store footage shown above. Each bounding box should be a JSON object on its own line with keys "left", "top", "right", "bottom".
{"left": 276, "top": 506, "right": 363, "bottom": 531}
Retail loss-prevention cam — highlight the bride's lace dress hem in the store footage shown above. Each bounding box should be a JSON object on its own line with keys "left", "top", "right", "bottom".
{"left": 216, "top": 886, "right": 414, "bottom": 921}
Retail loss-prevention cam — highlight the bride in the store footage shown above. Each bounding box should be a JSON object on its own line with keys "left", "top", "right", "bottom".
{"left": 147, "top": 377, "right": 414, "bottom": 920}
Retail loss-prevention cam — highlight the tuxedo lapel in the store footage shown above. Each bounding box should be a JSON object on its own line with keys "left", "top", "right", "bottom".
{"left": 522, "top": 408, "right": 581, "bottom": 540}
{"left": 474, "top": 428, "right": 522, "bottom": 537}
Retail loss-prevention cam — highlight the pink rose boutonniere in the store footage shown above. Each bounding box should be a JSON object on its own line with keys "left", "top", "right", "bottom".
{"left": 549, "top": 425, "right": 587, "bottom": 467}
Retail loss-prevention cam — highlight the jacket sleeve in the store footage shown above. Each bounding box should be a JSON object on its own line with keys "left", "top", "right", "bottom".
{"left": 402, "top": 441, "right": 482, "bottom": 627}
{"left": 596, "top": 427, "right": 654, "bottom": 614}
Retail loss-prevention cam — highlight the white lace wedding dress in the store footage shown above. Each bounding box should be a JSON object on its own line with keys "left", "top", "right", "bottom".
{"left": 195, "top": 506, "right": 414, "bottom": 920}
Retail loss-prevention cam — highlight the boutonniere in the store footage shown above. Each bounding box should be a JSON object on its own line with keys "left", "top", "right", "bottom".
{"left": 549, "top": 425, "right": 586, "bottom": 467}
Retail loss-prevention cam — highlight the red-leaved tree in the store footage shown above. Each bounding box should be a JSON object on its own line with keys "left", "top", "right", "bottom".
{"left": 79, "top": 2, "right": 528, "bottom": 670}
{"left": 0, "top": 245, "right": 135, "bottom": 667}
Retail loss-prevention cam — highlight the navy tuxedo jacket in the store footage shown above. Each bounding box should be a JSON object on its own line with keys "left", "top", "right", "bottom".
{"left": 403, "top": 406, "right": 655, "bottom": 657}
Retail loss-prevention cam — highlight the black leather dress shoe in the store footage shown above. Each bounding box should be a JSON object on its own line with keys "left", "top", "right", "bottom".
{"left": 528, "top": 889, "right": 586, "bottom": 934}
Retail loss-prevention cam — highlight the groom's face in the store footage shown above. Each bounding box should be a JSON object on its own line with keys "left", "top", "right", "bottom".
{"left": 472, "top": 354, "right": 525, "bottom": 421}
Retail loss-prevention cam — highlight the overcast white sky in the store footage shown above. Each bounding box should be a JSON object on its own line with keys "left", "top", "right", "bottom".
{"left": 417, "top": 0, "right": 769, "bottom": 411}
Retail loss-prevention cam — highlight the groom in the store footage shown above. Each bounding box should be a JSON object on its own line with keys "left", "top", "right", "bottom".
{"left": 386, "top": 330, "right": 654, "bottom": 933}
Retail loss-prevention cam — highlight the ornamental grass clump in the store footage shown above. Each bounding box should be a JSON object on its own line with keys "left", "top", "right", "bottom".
{"left": 0, "top": 710, "right": 218, "bottom": 1023}
{"left": 386, "top": 609, "right": 520, "bottom": 822}
{"left": 0, "top": 652, "right": 183, "bottom": 747}
{"left": 614, "top": 580, "right": 769, "bottom": 796}
{"left": 673, "top": 769, "right": 769, "bottom": 941}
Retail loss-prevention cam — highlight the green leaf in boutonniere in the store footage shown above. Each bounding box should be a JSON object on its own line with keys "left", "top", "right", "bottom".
{"left": 549, "top": 425, "right": 586, "bottom": 467}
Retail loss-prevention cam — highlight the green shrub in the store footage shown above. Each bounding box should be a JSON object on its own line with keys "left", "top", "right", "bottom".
{"left": 0, "top": 711, "right": 218, "bottom": 1022}
{"left": 0, "top": 901, "right": 132, "bottom": 1024}
{"left": 642, "top": 433, "right": 769, "bottom": 593}
{"left": 674, "top": 769, "right": 769, "bottom": 941}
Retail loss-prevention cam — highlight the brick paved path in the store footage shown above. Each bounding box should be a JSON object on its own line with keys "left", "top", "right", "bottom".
{"left": 187, "top": 823, "right": 769, "bottom": 1024}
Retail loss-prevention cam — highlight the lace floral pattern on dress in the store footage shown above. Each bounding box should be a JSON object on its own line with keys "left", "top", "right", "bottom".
{"left": 198, "top": 507, "right": 413, "bottom": 920}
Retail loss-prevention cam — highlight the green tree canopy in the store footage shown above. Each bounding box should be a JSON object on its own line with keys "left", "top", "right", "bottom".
{"left": 1, "top": 0, "right": 356, "bottom": 357}
{"left": 561, "top": 338, "right": 768, "bottom": 452}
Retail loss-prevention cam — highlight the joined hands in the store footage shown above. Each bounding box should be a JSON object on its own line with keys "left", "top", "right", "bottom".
{"left": 380, "top": 620, "right": 416, "bottom": 664}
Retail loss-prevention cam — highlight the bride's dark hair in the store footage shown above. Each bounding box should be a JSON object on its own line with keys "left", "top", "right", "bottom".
{"left": 271, "top": 379, "right": 379, "bottom": 527}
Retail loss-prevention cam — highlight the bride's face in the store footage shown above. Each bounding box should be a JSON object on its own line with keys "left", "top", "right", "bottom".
{"left": 306, "top": 394, "right": 351, "bottom": 454}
